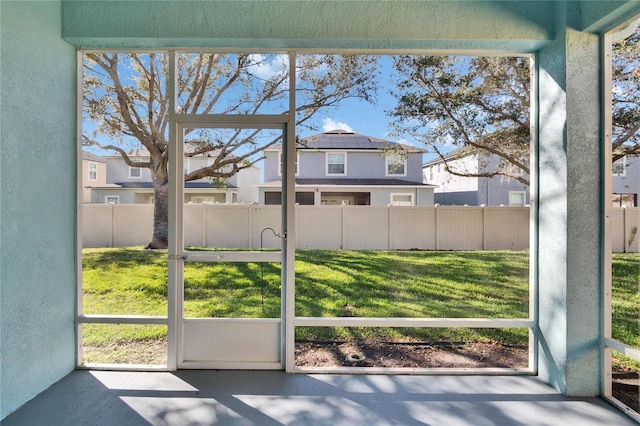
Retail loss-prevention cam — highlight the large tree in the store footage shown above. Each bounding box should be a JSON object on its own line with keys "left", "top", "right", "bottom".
{"left": 390, "top": 55, "right": 530, "bottom": 184}
{"left": 83, "top": 53, "right": 379, "bottom": 248}
{"left": 612, "top": 26, "right": 640, "bottom": 161}
{"left": 390, "top": 27, "right": 639, "bottom": 185}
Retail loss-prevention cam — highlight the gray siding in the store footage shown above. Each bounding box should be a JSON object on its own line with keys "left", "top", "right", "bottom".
{"left": 106, "top": 157, "right": 153, "bottom": 183}
{"left": 426, "top": 152, "right": 530, "bottom": 206}
{"left": 265, "top": 149, "right": 423, "bottom": 182}
{"left": 612, "top": 155, "right": 640, "bottom": 200}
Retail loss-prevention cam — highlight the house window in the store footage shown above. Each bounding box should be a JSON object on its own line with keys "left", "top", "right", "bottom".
{"left": 612, "top": 157, "right": 626, "bottom": 176}
{"left": 390, "top": 193, "right": 414, "bottom": 206}
{"left": 105, "top": 196, "right": 119, "bottom": 204}
{"left": 326, "top": 152, "right": 346, "bottom": 175}
{"left": 88, "top": 162, "right": 97, "bottom": 180}
{"left": 129, "top": 166, "right": 142, "bottom": 179}
{"left": 278, "top": 152, "right": 299, "bottom": 176}
{"left": 386, "top": 154, "right": 407, "bottom": 176}
{"left": 429, "top": 166, "right": 434, "bottom": 181}
{"left": 509, "top": 191, "right": 526, "bottom": 206}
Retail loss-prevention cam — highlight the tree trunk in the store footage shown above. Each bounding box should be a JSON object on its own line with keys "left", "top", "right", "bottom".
{"left": 146, "top": 180, "right": 169, "bottom": 249}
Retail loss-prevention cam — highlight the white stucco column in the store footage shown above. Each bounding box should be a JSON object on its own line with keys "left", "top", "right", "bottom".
{"left": 314, "top": 189, "right": 322, "bottom": 206}
{"left": 537, "top": 25, "right": 603, "bottom": 396}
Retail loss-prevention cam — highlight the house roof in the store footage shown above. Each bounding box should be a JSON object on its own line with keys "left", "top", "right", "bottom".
{"left": 259, "top": 178, "right": 436, "bottom": 187}
{"left": 422, "top": 146, "right": 476, "bottom": 167}
{"left": 82, "top": 151, "right": 106, "bottom": 163}
{"left": 271, "top": 129, "right": 424, "bottom": 153}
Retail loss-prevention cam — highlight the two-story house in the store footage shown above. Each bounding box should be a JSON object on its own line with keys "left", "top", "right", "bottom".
{"left": 258, "top": 129, "right": 435, "bottom": 206}
{"left": 81, "top": 151, "right": 107, "bottom": 203}
{"left": 89, "top": 149, "right": 260, "bottom": 204}
{"left": 423, "top": 147, "right": 530, "bottom": 206}
{"left": 612, "top": 154, "right": 639, "bottom": 207}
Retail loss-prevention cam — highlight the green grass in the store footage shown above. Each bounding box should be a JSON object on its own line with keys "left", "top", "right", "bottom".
{"left": 82, "top": 247, "right": 168, "bottom": 316}
{"left": 611, "top": 253, "right": 640, "bottom": 348}
{"left": 81, "top": 248, "right": 639, "bottom": 354}
{"left": 611, "top": 253, "right": 640, "bottom": 371}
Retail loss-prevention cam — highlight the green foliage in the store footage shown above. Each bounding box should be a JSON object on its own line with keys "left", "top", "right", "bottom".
{"left": 390, "top": 55, "right": 531, "bottom": 184}
{"left": 612, "top": 27, "right": 640, "bottom": 159}
{"left": 391, "top": 27, "right": 640, "bottom": 180}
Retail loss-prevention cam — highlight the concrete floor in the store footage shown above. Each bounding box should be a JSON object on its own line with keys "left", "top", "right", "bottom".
{"left": 2, "top": 370, "right": 636, "bottom": 426}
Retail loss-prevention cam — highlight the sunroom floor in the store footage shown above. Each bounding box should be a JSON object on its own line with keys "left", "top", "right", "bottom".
{"left": 2, "top": 370, "right": 635, "bottom": 425}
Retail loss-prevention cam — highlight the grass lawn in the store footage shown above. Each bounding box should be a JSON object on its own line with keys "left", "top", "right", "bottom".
{"left": 81, "top": 248, "right": 639, "bottom": 362}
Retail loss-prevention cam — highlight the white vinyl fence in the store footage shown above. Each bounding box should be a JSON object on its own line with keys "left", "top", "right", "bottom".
{"left": 82, "top": 204, "right": 640, "bottom": 252}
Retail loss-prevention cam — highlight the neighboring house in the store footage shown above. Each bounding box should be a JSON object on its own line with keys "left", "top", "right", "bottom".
{"left": 81, "top": 151, "right": 107, "bottom": 203}
{"left": 612, "top": 154, "right": 639, "bottom": 207}
{"left": 89, "top": 149, "right": 260, "bottom": 204}
{"left": 257, "top": 129, "right": 435, "bottom": 206}
{"left": 423, "top": 147, "right": 530, "bottom": 206}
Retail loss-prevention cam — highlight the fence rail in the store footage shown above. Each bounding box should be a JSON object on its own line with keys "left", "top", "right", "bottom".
{"left": 82, "top": 204, "right": 640, "bottom": 252}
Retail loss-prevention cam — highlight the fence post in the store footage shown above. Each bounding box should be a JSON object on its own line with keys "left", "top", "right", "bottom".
{"left": 482, "top": 205, "right": 487, "bottom": 250}
{"left": 202, "top": 205, "right": 207, "bottom": 247}
{"left": 248, "top": 205, "right": 253, "bottom": 248}
{"left": 387, "top": 205, "right": 392, "bottom": 250}
{"left": 624, "top": 206, "right": 627, "bottom": 253}
{"left": 341, "top": 204, "right": 345, "bottom": 250}
{"left": 109, "top": 203, "right": 114, "bottom": 248}
{"left": 434, "top": 204, "right": 439, "bottom": 250}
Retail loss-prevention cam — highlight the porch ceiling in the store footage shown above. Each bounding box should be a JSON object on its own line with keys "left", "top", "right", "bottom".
{"left": 62, "top": 1, "right": 640, "bottom": 52}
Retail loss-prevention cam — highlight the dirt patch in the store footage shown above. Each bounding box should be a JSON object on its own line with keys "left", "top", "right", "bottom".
{"left": 295, "top": 339, "right": 528, "bottom": 368}
{"left": 612, "top": 371, "right": 640, "bottom": 413}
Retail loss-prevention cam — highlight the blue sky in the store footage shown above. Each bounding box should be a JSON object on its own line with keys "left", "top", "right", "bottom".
{"left": 83, "top": 53, "right": 441, "bottom": 163}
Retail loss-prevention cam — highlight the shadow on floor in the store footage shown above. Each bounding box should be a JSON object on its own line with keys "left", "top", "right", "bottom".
{"left": 2, "top": 370, "right": 635, "bottom": 425}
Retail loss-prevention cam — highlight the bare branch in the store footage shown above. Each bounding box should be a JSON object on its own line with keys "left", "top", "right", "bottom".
{"left": 82, "top": 135, "right": 151, "bottom": 168}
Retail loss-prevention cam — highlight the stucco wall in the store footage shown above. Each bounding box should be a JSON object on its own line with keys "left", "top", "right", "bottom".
{"left": 0, "top": 1, "right": 76, "bottom": 418}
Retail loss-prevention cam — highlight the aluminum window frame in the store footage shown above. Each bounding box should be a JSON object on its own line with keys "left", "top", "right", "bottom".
{"left": 278, "top": 151, "right": 299, "bottom": 176}
{"left": 601, "top": 27, "right": 640, "bottom": 422}
{"left": 509, "top": 191, "right": 526, "bottom": 206}
{"left": 104, "top": 195, "right": 119, "bottom": 204}
{"left": 326, "top": 151, "right": 347, "bottom": 176}
{"left": 76, "top": 49, "right": 537, "bottom": 376}
{"left": 129, "top": 166, "right": 142, "bottom": 179}
{"left": 390, "top": 192, "right": 414, "bottom": 206}
{"left": 385, "top": 153, "right": 407, "bottom": 177}
{"left": 88, "top": 162, "right": 98, "bottom": 180}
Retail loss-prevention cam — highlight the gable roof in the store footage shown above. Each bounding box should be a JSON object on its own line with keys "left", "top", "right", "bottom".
{"left": 422, "top": 146, "right": 477, "bottom": 167}
{"left": 82, "top": 151, "right": 106, "bottom": 163}
{"left": 271, "top": 129, "right": 424, "bottom": 153}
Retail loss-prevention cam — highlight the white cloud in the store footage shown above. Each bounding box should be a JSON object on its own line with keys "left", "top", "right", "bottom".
{"left": 246, "top": 54, "right": 288, "bottom": 80}
{"left": 322, "top": 118, "right": 353, "bottom": 132}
